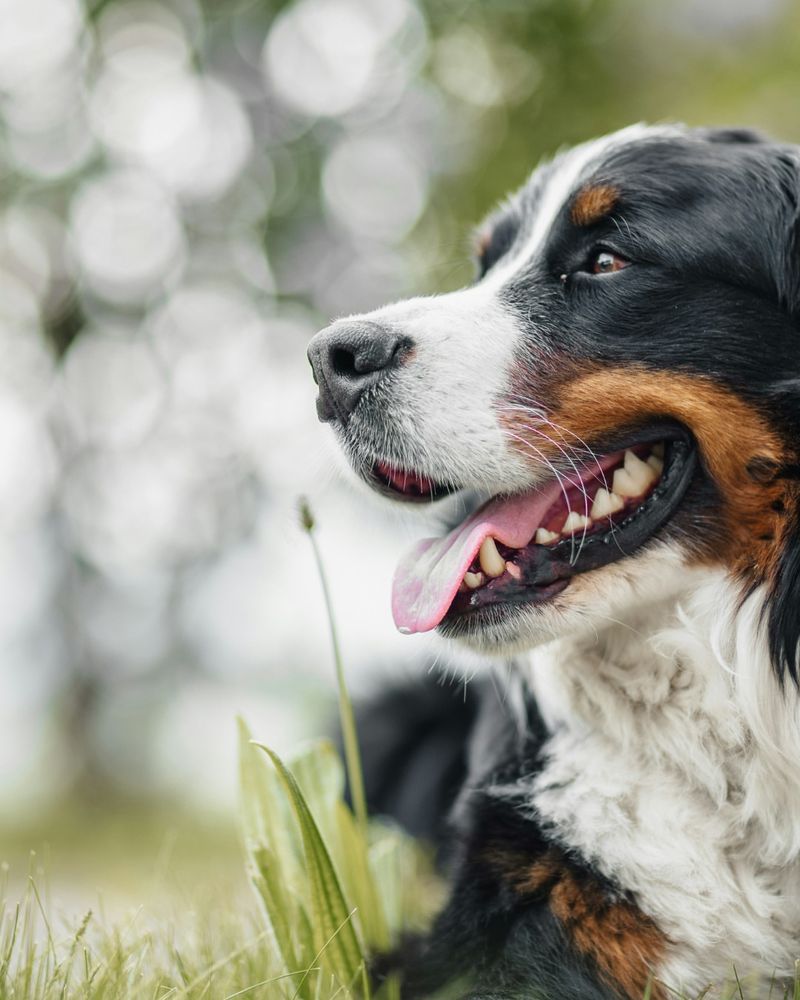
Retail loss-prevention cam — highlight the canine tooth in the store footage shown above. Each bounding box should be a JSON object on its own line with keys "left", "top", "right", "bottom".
{"left": 464, "top": 571, "right": 484, "bottom": 590}
{"left": 561, "top": 511, "right": 591, "bottom": 534}
{"left": 458, "top": 581, "right": 468, "bottom": 593}
{"left": 647, "top": 455, "right": 664, "bottom": 475}
{"left": 590, "top": 488, "right": 625, "bottom": 519}
{"left": 624, "top": 449, "right": 658, "bottom": 490}
{"left": 535, "top": 527, "right": 560, "bottom": 545}
{"left": 612, "top": 467, "right": 643, "bottom": 498}
{"left": 479, "top": 536, "right": 506, "bottom": 578}
{"left": 506, "top": 561, "right": 522, "bottom": 580}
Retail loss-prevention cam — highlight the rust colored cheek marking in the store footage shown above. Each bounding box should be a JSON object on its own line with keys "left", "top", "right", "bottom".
{"left": 571, "top": 184, "right": 619, "bottom": 226}
{"left": 490, "top": 849, "right": 666, "bottom": 1000}
{"left": 503, "top": 366, "right": 790, "bottom": 580}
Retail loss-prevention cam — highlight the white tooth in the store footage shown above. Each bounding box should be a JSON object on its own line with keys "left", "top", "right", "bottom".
{"left": 535, "top": 527, "right": 560, "bottom": 545}
{"left": 590, "top": 488, "right": 625, "bottom": 519}
{"left": 647, "top": 455, "right": 664, "bottom": 475}
{"left": 506, "top": 561, "right": 522, "bottom": 580}
{"left": 612, "top": 467, "right": 643, "bottom": 498}
{"left": 479, "top": 536, "right": 506, "bottom": 578}
{"left": 561, "top": 511, "right": 591, "bottom": 534}
{"left": 464, "top": 571, "right": 484, "bottom": 590}
{"left": 624, "top": 449, "right": 658, "bottom": 491}
{"left": 652, "top": 442, "right": 665, "bottom": 458}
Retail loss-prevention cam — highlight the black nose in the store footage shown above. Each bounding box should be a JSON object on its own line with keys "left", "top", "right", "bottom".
{"left": 307, "top": 320, "right": 410, "bottom": 423}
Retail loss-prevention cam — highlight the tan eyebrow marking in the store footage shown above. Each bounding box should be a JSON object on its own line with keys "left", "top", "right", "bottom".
{"left": 571, "top": 184, "right": 619, "bottom": 226}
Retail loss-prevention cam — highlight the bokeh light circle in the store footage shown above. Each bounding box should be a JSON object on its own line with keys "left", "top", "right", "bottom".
{"left": 69, "top": 169, "right": 185, "bottom": 304}
{"left": 322, "top": 134, "right": 427, "bottom": 240}
{"left": 263, "top": 0, "right": 413, "bottom": 117}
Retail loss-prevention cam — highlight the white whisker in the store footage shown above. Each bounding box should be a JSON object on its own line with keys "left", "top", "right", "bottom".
{"left": 502, "top": 428, "right": 585, "bottom": 563}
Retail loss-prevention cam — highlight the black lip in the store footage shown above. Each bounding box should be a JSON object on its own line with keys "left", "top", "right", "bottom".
{"left": 442, "top": 427, "right": 697, "bottom": 630}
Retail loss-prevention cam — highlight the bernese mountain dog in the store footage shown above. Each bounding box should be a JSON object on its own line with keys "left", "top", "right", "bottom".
{"left": 306, "top": 123, "right": 800, "bottom": 999}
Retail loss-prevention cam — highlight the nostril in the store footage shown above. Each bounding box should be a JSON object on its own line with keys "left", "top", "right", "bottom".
{"left": 331, "top": 346, "right": 359, "bottom": 377}
{"left": 309, "top": 319, "right": 413, "bottom": 423}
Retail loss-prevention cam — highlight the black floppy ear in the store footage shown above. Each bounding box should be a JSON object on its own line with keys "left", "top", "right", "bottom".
{"left": 768, "top": 506, "right": 800, "bottom": 688}
{"left": 771, "top": 146, "right": 800, "bottom": 315}
{"left": 762, "top": 143, "right": 800, "bottom": 314}
{"left": 693, "top": 126, "right": 768, "bottom": 145}
{"left": 759, "top": 144, "right": 800, "bottom": 685}
{"left": 765, "top": 377, "right": 800, "bottom": 687}
{"left": 693, "top": 130, "right": 800, "bottom": 313}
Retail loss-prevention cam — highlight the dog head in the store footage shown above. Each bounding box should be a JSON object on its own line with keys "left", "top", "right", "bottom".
{"left": 307, "top": 123, "right": 800, "bottom": 678}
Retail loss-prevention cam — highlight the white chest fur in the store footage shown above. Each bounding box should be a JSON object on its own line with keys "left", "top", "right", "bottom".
{"left": 506, "top": 572, "right": 800, "bottom": 996}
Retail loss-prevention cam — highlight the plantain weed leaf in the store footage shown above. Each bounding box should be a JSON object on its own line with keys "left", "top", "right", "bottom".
{"left": 254, "top": 742, "right": 367, "bottom": 993}
{"left": 248, "top": 843, "right": 308, "bottom": 984}
{"left": 334, "top": 802, "right": 389, "bottom": 952}
{"left": 366, "top": 830, "right": 405, "bottom": 944}
{"left": 238, "top": 719, "right": 302, "bottom": 884}
{"left": 238, "top": 719, "right": 311, "bottom": 985}
{"left": 373, "top": 971, "right": 402, "bottom": 1000}
{"left": 289, "top": 740, "right": 388, "bottom": 953}
{"left": 285, "top": 740, "right": 343, "bottom": 850}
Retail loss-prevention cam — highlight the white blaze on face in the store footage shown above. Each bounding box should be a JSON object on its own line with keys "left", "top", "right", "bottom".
{"left": 335, "top": 125, "right": 679, "bottom": 496}
{"left": 351, "top": 284, "right": 530, "bottom": 494}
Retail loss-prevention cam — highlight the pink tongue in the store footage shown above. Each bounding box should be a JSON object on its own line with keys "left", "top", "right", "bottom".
{"left": 392, "top": 486, "right": 561, "bottom": 635}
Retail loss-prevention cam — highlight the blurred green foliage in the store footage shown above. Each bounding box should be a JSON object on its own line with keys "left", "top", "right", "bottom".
{"left": 406, "top": 0, "right": 800, "bottom": 291}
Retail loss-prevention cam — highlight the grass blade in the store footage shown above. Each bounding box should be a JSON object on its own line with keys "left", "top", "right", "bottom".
{"left": 253, "top": 742, "right": 366, "bottom": 993}
{"left": 238, "top": 720, "right": 307, "bottom": 983}
{"left": 298, "top": 498, "right": 368, "bottom": 835}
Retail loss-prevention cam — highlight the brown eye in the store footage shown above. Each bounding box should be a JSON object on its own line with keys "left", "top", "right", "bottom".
{"left": 590, "top": 249, "right": 629, "bottom": 275}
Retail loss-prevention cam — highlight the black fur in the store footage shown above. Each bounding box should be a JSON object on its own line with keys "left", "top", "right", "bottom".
{"left": 347, "top": 672, "right": 481, "bottom": 845}
{"left": 365, "top": 678, "right": 625, "bottom": 999}
{"left": 768, "top": 507, "right": 800, "bottom": 687}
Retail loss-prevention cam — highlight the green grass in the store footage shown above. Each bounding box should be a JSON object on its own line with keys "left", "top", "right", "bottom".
{"left": 0, "top": 871, "right": 270, "bottom": 999}
{"left": 1, "top": 742, "right": 799, "bottom": 1000}
{"left": 0, "top": 736, "right": 799, "bottom": 999}
{"left": 0, "top": 732, "right": 441, "bottom": 1000}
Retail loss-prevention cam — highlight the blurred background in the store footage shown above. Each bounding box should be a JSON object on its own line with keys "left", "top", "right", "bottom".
{"left": 1, "top": 0, "right": 799, "bottom": 903}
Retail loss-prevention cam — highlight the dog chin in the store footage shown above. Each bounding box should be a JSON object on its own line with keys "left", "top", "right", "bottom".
{"left": 438, "top": 545, "right": 695, "bottom": 657}
{"left": 436, "top": 597, "right": 563, "bottom": 654}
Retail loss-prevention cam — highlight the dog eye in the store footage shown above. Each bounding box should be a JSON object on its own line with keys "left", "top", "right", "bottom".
{"left": 587, "top": 249, "right": 629, "bottom": 275}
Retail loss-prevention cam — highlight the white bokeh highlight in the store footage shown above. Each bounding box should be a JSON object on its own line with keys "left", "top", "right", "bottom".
{"left": 0, "top": 0, "right": 455, "bottom": 818}
{"left": 323, "top": 134, "right": 428, "bottom": 240}
{"left": 70, "top": 170, "right": 185, "bottom": 304}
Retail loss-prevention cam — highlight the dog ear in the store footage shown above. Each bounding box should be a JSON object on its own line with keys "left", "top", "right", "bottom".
{"left": 761, "top": 144, "right": 800, "bottom": 684}
{"left": 768, "top": 507, "right": 800, "bottom": 687}
{"left": 770, "top": 146, "right": 800, "bottom": 315}
{"left": 757, "top": 142, "right": 800, "bottom": 316}
{"left": 763, "top": 381, "right": 800, "bottom": 687}
{"left": 700, "top": 135, "right": 800, "bottom": 314}
{"left": 695, "top": 126, "right": 767, "bottom": 146}
{"left": 688, "top": 132, "right": 800, "bottom": 684}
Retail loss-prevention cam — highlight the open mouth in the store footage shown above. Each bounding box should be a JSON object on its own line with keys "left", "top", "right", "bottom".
{"left": 389, "top": 428, "right": 697, "bottom": 635}
{"left": 371, "top": 461, "right": 455, "bottom": 502}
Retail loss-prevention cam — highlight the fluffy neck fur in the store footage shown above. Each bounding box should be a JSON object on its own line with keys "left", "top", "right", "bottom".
{"left": 513, "top": 570, "right": 800, "bottom": 993}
